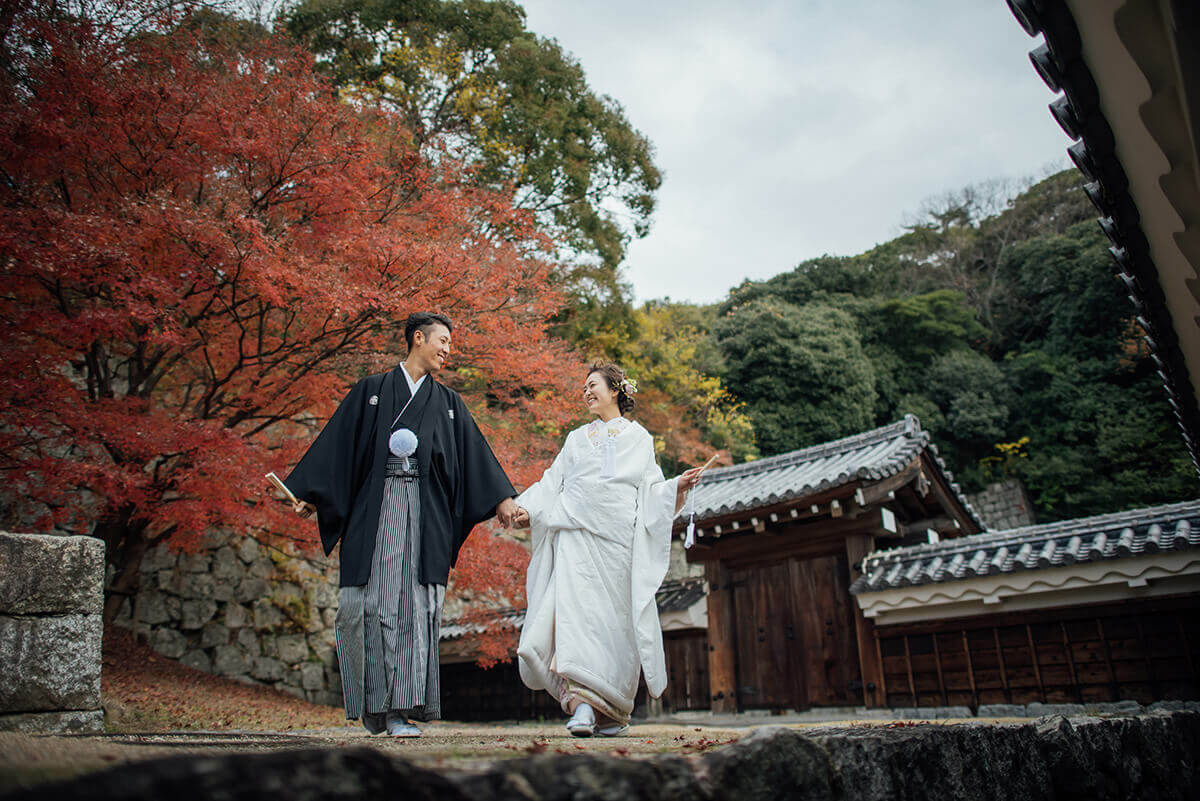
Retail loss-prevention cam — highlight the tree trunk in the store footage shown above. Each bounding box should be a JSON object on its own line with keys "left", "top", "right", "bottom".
{"left": 95, "top": 506, "right": 150, "bottom": 628}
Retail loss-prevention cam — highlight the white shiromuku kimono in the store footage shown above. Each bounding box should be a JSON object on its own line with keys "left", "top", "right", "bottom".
{"left": 516, "top": 416, "right": 679, "bottom": 724}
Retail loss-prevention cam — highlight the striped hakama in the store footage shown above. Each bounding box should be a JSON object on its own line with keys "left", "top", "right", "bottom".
{"left": 335, "top": 456, "right": 446, "bottom": 722}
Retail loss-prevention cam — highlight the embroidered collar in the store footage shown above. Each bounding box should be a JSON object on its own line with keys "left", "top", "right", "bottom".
{"left": 586, "top": 415, "right": 631, "bottom": 448}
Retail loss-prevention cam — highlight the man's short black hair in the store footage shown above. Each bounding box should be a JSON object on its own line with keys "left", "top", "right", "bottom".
{"left": 404, "top": 312, "right": 453, "bottom": 350}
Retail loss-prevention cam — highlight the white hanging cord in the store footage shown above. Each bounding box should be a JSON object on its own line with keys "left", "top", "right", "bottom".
{"left": 684, "top": 475, "right": 697, "bottom": 549}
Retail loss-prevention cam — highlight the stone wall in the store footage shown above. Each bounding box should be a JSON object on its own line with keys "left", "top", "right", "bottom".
{"left": 0, "top": 532, "right": 104, "bottom": 733}
{"left": 966, "top": 479, "right": 1037, "bottom": 531}
{"left": 113, "top": 533, "right": 344, "bottom": 707}
{"left": 120, "top": 533, "right": 704, "bottom": 706}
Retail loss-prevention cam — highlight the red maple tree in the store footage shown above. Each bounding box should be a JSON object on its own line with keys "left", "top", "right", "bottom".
{"left": 0, "top": 3, "right": 578, "bottom": 629}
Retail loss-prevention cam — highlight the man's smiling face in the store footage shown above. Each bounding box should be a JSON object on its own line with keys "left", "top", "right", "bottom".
{"left": 412, "top": 323, "right": 451, "bottom": 374}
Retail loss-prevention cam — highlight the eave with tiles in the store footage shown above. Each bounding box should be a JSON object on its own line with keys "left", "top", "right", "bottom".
{"left": 851, "top": 499, "right": 1200, "bottom": 626}
{"left": 676, "top": 415, "right": 983, "bottom": 564}
{"left": 1007, "top": 0, "right": 1200, "bottom": 473}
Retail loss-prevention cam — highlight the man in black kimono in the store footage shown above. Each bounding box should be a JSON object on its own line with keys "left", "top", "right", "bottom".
{"left": 285, "top": 312, "right": 520, "bottom": 737}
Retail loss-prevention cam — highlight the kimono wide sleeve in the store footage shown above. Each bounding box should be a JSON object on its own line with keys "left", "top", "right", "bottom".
{"left": 449, "top": 392, "right": 517, "bottom": 563}
{"left": 630, "top": 438, "right": 679, "bottom": 698}
{"left": 515, "top": 433, "right": 571, "bottom": 546}
{"left": 284, "top": 378, "right": 377, "bottom": 556}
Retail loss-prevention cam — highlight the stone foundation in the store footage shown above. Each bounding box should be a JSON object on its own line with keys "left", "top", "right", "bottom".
{"left": 6, "top": 712, "right": 1197, "bottom": 800}
{"left": 0, "top": 532, "right": 104, "bottom": 734}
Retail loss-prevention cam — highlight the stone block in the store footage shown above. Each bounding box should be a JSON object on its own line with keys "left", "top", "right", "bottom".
{"left": 0, "top": 614, "right": 101, "bottom": 711}
{"left": 310, "top": 690, "right": 342, "bottom": 708}
{"left": 113, "top": 597, "right": 133, "bottom": 627}
{"left": 253, "top": 599, "right": 284, "bottom": 631}
{"left": 212, "top": 547, "right": 242, "bottom": 582}
{"left": 249, "top": 556, "right": 275, "bottom": 579}
{"left": 977, "top": 704, "right": 1028, "bottom": 718}
{"left": 225, "top": 603, "right": 250, "bottom": 629}
{"left": 300, "top": 662, "right": 325, "bottom": 691}
{"left": 156, "top": 569, "right": 179, "bottom": 594}
{"left": 178, "top": 572, "right": 215, "bottom": 599}
{"left": 212, "top": 645, "right": 249, "bottom": 676}
{"left": 311, "top": 581, "right": 338, "bottom": 610}
{"left": 322, "top": 609, "right": 337, "bottom": 629}
{"left": 308, "top": 633, "right": 336, "bottom": 667}
{"left": 236, "top": 627, "right": 261, "bottom": 657}
{"left": 211, "top": 581, "right": 235, "bottom": 603}
{"left": 201, "top": 622, "right": 230, "bottom": 649}
{"left": 179, "top": 552, "right": 212, "bottom": 573}
{"left": 180, "top": 649, "right": 212, "bottom": 673}
{"left": 237, "top": 536, "right": 260, "bottom": 564}
{"left": 274, "top": 682, "right": 306, "bottom": 701}
{"left": 0, "top": 532, "right": 103, "bottom": 615}
{"left": 136, "top": 591, "right": 170, "bottom": 626}
{"left": 1027, "top": 702, "right": 1086, "bottom": 717}
{"left": 238, "top": 578, "right": 270, "bottom": 605}
{"left": 139, "top": 542, "right": 178, "bottom": 574}
{"left": 149, "top": 627, "right": 187, "bottom": 659}
{"left": 259, "top": 633, "right": 277, "bottom": 658}
{"left": 276, "top": 634, "right": 310, "bottom": 664}
{"left": 1090, "top": 701, "right": 1143, "bottom": 715}
{"left": 181, "top": 599, "right": 218, "bottom": 630}
{"left": 0, "top": 710, "right": 104, "bottom": 734}
{"left": 251, "top": 657, "right": 285, "bottom": 682}
{"left": 165, "top": 595, "right": 182, "bottom": 621}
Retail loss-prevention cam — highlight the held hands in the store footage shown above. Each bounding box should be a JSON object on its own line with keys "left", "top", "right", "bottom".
{"left": 496, "top": 496, "right": 530, "bottom": 529}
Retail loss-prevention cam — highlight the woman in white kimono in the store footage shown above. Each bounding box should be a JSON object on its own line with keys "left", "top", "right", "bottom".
{"left": 511, "top": 362, "right": 703, "bottom": 737}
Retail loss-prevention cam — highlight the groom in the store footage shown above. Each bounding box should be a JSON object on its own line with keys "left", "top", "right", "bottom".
{"left": 286, "top": 311, "right": 520, "bottom": 736}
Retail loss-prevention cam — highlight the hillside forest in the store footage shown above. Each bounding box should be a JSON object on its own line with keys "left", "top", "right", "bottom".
{"left": 0, "top": 1, "right": 1194, "bottom": 628}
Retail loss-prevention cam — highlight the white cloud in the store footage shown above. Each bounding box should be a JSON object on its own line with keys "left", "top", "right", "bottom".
{"left": 520, "top": 0, "right": 1072, "bottom": 303}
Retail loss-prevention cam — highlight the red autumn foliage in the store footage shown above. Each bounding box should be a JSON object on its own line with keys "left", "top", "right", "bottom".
{"left": 0, "top": 3, "right": 578, "bottom": 643}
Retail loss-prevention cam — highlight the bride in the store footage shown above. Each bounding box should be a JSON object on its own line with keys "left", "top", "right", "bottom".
{"left": 511, "top": 362, "right": 702, "bottom": 736}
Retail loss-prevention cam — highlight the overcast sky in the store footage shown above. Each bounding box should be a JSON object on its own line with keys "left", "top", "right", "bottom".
{"left": 517, "top": 0, "right": 1071, "bottom": 304}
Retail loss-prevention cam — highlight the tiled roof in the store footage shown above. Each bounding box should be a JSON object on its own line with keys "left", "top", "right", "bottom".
{"left": 440, "top": 607, "right": 524, "bottom": 641}
{"left": 851, "top": 499, "right": 1200, "bottom": 595}
{"left": 677, "top": 415, "right": 979, "bottom": 527}
{"left": 656, "top": 578, "right": 706, "bottom": 613}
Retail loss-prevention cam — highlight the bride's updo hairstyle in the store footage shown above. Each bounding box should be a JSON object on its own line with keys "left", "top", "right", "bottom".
{"left": 588, "top": 361, "right": 637, "bottom": 416}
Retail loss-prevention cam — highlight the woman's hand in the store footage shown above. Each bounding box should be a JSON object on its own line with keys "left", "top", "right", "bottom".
{"left": 511, "top": 507, "right": 531, "bottom": 529}
{"left": 678, "top": 467, "right": 704, "bottom": 490}
{"left": 675, "top": 467, "right": 704, "bottom": 513}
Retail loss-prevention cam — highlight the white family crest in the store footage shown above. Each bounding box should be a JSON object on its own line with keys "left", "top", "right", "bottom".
{"left": 368, "top": 395, "right": 379, "bottom": 406}
{"left": 447, "top": 408, "right": 455, "bottom": 419}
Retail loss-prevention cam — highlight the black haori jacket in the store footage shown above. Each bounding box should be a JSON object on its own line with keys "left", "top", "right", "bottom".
{"left": 286, "top": 365, "right": 516, "bottom": 587}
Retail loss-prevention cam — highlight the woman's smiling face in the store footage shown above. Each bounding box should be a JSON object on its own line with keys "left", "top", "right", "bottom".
{"left": 583, "top": 371, "right": 617, "bottom": 416}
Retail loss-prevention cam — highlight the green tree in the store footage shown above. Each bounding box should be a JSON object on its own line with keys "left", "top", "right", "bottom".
{"left": 714, "top": 299, "right": 876, "bottom": 455}
{"left": 285, "top": 0, "right": 661, "bottom": 307}
{"left": 613, "top": 302, "right": 757, "bottom": 473}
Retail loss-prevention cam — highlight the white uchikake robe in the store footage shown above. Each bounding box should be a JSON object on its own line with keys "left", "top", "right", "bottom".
{"left": 516, "top": 419, "right": 679, "bottom": 722}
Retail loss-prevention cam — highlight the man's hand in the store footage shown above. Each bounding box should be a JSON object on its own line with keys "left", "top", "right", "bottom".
{"left": 496, "top": 496, "right": 520, "bottom": 528}
{"left": 293, "top": 500, "right": 316, "bottom": 518}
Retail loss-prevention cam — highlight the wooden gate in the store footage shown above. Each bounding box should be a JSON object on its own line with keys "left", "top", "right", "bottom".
{"left": 729, "top": 553, "right": 862, "bottom": 710}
